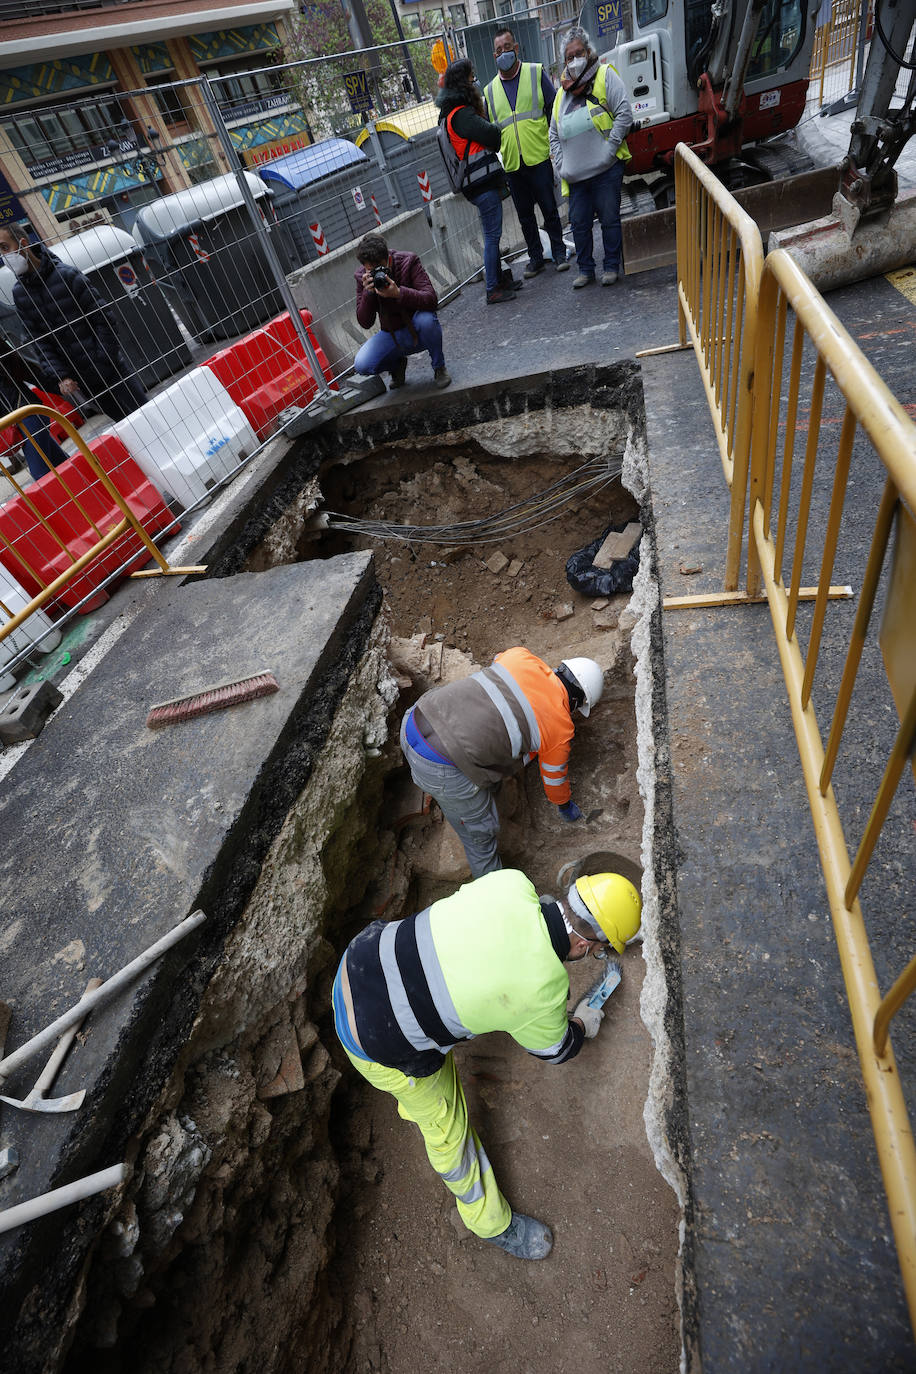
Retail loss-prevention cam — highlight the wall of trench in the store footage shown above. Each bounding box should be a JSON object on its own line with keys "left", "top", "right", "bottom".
{"left": 51, "top": 363, "right": 688, "bottom": 1373}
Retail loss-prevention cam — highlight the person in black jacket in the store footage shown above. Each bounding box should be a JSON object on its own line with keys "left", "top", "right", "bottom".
{"left": 436, "top": 59, "right": 521, "bottom": 305}
{"left": 0, "top": 222, "right": 147, "bottom": 424}
{"left": 0, "top": 334, "right": 70, "bottom": 481}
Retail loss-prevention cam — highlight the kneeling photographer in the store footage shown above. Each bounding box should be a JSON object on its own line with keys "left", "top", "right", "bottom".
{"left": 353, "top": 232, "right": 451, "bottom": 392}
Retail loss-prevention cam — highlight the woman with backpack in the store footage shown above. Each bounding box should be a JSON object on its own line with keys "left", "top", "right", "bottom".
{"left": 548, "top": 27, "right": 634, "bottom": 290}
{"left": 436, "top": 58, "right": 520, "bottom": 305}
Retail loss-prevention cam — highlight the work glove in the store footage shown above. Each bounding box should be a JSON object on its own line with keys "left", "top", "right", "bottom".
{"left": 573, "top": 998, "right": 604, "bottom": 1039}
{"left": 558, "top": 800, "right": 582, "bottom": 822}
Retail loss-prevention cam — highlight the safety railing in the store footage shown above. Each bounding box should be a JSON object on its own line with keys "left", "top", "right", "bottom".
{"left": 746, "top": 246, "right": 916, "bottom": 1330}
{"left": 808, "top": 0, "right": 868, "bottom": 109}
{"left": 0, "top": 404, "right": 204, "bottom": 667}
{"left": 674, "top": 143, "right": 763, "bottom": 591}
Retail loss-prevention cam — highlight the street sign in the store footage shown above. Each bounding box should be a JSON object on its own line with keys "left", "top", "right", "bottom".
{"left": 344, "top": 71, "right": 373, "bottom": 114}
{"left": 352, "top": 185, "right": 366, "bottom": 211}
{"left": 595, "top": 0, "right": 623, "bottom": 38}
{"left": 0, "top": 170, "right": 26, "bottom": 228}
{"left": 116, "top": 262, "right": 141, "bottom": 297}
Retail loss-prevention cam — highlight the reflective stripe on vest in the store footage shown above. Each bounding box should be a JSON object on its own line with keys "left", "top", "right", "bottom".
{"left": 472, "top": 661, "right": 542, "bottom": 757}
{"left": 485, "top": 64, "right": 549, "bottom": 172}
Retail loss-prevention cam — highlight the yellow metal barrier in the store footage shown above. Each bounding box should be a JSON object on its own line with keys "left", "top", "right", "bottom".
{"left": 748, "top": 247, "right": 916, "bottom": 1332}
{"left": 674, "top": 143, "right": 764, "bottom": 590}
{"left": 0, "top": 405, "right": 205, "bottom": 653}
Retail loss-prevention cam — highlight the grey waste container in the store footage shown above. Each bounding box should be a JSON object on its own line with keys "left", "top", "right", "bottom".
{"left": 132, "top": 173, "right": 285, "bottom": 344}
{"left": 258, "top": 138, "right": 380, "bottom": 266}
{"left": 52, "top": 224, "right": 192, "bottom": 389}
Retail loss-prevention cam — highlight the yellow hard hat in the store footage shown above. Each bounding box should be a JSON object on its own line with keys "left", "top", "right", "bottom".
{"left": 570, "top": 873, "right": 642, "bottom": 953}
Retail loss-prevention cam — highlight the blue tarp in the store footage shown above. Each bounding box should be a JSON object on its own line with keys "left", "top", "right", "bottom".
{"left": 257, "top": 138, "right": 367, "bottom": 191}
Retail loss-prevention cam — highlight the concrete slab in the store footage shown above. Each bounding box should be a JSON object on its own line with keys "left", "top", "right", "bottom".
{"left": 0, "top": 553, "right": 379, "bottom": 1362}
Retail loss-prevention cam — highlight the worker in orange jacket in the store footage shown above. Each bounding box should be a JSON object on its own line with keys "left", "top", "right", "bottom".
{"left": 400, "top": 647, "right": 604, "bottom": 876}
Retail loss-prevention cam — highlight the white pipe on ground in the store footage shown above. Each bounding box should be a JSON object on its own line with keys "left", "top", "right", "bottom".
{"left": 0, "top": 910, "right": 207, "bottom": 1087}
{"left": 0, "top": 1163, "right": 129, "bottom": 1235}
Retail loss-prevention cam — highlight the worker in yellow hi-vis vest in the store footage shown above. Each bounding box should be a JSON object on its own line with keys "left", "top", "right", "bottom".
{"left": 484, "top": 27, "right": 570, "bottom": 279}
{"left": 548, "top": 25, "right": 634, "bottom": 289}
{"left": 333, "top": 867, "right": 642, "bottom": 1259}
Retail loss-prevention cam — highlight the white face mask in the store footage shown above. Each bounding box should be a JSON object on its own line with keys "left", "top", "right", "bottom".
{"left": 1, "top": 250, "right": 29, "bottom": 278}
{"left": 567, "top": 55, "right": 587, "bottom": 78}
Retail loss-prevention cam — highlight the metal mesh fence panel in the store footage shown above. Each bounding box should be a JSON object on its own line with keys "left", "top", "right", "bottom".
{"left": 0, "top": 26, "right": 567, "bottom": 672}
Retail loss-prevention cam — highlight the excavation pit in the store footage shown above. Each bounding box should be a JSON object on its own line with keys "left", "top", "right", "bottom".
{"left": 3, "top": 368, "right": 683, "bottom": 1374}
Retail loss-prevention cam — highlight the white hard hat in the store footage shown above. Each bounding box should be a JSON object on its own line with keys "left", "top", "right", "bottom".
{"left": 558, "top": 658, "right": 604, "bottom": 716}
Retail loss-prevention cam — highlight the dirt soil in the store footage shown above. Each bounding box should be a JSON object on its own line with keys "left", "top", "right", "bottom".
{"left": 314, "top": 445, "right": 682, "bottom": 1374}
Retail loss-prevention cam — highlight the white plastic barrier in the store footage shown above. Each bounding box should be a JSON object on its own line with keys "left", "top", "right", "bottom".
{"left": 108, "top": 368, "right": 259, "bottom": 510}
{"left": 0, "top": 565, "right": 62, "bottom": 692}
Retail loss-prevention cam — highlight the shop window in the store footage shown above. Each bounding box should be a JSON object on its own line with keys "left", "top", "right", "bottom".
{"left": 449, "top": 4, "right": 468, "bottom": 24}
{"left": 146, "top": 78, "right": 196, "bottom": 135}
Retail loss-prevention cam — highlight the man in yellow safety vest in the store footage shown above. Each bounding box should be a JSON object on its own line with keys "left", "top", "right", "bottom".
{"left": 484, "top": 28, "right": 569, "bottom": 279}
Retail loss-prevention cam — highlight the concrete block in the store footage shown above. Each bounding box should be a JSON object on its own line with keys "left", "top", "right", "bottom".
{"left": 485, "top": 551, "right": 509, "bottom": 574}
{"left": 554, "top": 603, "right": 575, "bottom": 621}
{"left": 592, "top": 522, "right": 643, "bottom": 569}
{"left": 0, "top": 680, "right": 63, "bottom": 743}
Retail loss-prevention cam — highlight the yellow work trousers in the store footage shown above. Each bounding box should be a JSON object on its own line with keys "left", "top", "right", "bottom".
{"left": 343, "top": 1047, "right": 511, "bottom": 1239}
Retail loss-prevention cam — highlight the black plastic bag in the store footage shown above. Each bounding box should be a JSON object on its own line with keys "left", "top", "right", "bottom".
{"left": 565, "top": 523, "right": 640, "bottom": 598}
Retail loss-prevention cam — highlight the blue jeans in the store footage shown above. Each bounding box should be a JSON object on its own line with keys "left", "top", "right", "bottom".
{"left": 507, "top": 159, "right": 565, "bottom": 266}
{"left": 568, "top": 159, "right": 625, "bottom": 276}
{"left": 19, "top": 413, "right": 69, "bottom": 481}
{"left": 466, "top": 188, "right": 504, "bottom": 294}
{"left": 354, "top": 311, "right": 445, "bottom": 375}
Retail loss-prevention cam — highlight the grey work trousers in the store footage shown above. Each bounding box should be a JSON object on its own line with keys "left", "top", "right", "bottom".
{"left": 400, "top": 715, "right": 502, "bottom": 879}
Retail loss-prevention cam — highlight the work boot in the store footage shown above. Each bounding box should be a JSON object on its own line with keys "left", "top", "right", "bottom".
{"left": 500, "top": 266, "right": 522, "bottom": 290}
{"left": 486, "top": 287, "right": 517, "bottom": 304}
{"left": 573, "top": 273, "right": 595, "bottom": 289}
{"left": 554, "top": 254, "right": 570, "bottom": 272}
{"left": 389, "top": 357, "right": 407, "bottom": 389}
{"left": 523, "top": 260, "right": 546, "bottom": 278}
{"left": 434, "top": 366, "right": 451, "bottom": 389}
{"left": 601, "top": 270, "right": 619, "bottom": 286}
{"left": 486, "top": 1211, "right": 553, "bottom": 1260}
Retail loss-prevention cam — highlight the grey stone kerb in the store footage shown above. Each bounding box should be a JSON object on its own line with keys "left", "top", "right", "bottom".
{"left": 0, "top": 553, "right": 379, "bottom": 1368}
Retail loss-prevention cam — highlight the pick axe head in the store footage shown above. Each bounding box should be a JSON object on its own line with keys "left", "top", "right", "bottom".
{"left": 0, "top": 1088, "right": 86, "bottom": 1114}
{"left": 0, "top": 977, "right": 99, "bottom": 1114}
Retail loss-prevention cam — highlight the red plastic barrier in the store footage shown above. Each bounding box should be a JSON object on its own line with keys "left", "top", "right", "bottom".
{"left": 202, "top": 308, "right": 335, "bottom": 440}
{"left": 0, "top": 388, "right": 84, "bottom": 458}
{"left": 0, "top": 434, "right": 176, "bottom": 613}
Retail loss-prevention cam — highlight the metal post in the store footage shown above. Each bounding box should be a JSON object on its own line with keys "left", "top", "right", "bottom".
{"left": 388, "top": 1, "right": 422, "bottom": 100}
{"left": 365, "top": 120, "right": 402, "bottom": 209}
{"left": 198, "top": 77, "right": 331, "bottom": 396}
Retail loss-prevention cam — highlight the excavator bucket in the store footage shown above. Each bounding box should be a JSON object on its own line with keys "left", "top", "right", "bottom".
{"left": 622, "top": 164, "right": 842, "bottom": 275}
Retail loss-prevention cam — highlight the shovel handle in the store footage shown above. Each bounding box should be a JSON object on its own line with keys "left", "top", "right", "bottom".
{"left": 31, "top": 978, "right": 102, "bottom": 1099}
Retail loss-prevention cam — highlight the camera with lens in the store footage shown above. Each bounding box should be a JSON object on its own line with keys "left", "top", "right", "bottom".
{"left": 371, "top": 266, "right": 390, "bottom": 290}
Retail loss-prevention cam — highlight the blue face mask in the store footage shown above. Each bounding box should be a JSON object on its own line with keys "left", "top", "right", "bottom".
{"left": 496, "top": 51, "right": 517, "bottom": 72}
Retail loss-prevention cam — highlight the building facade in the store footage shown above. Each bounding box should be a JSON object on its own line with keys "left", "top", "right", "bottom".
{"left": 0, "top": 0, "right": 309, "bottom": 239}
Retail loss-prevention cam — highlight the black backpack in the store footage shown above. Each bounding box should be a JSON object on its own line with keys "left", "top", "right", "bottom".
{"left": 436, "top": 108, "right": 503, "bottom": 194}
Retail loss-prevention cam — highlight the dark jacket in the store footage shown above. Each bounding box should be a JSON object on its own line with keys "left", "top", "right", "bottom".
{"left": 0, "top": 337, "right": 55, "bottom": 414}
{"left": 12, "top": 246, "right": 127, "bottom": 390}
{"left": 355, "top": 250, "right": 438, "bottom": 335}
{"left": 436, "top": 83, "right": 505, "bottom": 198}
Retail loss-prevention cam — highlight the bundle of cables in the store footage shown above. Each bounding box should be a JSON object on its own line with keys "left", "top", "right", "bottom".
{"left": 323, "top": 456, "right": 622, "bottom": 547}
